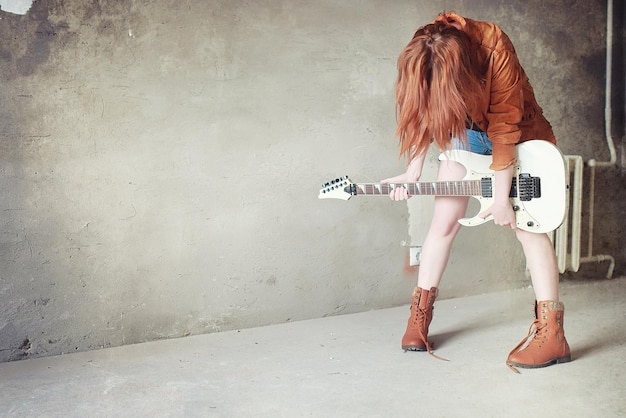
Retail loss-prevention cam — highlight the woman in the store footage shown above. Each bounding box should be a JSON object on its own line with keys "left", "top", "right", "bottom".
{"left": 383, "top": 12, "right": 571, "bottom": 371}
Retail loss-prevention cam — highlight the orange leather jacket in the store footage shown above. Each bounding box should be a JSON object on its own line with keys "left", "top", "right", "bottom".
{"left": 434, "top": 12, "right": 556, "bottom": 170}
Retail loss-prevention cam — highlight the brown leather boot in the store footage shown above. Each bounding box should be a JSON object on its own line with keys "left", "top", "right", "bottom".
{"left": 401, "top": 287, "right": 437, "bottom": 352}
{"left": 506, "top": 300, "right": 571, "bottom": 372}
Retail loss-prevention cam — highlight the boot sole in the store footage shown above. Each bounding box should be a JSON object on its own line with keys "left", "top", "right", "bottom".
{"left": 506, "top": 354, "right": 572, "bottom": 369}
{"left": 402, "top": 345, "right": 427, "bottom": 352}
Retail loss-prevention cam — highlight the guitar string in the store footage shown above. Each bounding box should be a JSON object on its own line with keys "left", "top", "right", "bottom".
{"left": 356, "top": 180, "right": 484, "bottom": 196}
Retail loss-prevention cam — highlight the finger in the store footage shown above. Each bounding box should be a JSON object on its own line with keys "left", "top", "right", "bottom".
{"left": 389, "top": 186, "right": 408, "bottom": 201}
{"left": 389, "top": 187, "right": 402, "bottom": 201}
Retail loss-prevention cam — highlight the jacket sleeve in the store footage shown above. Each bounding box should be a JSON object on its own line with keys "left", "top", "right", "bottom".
{"left": 486, "top": 46, "right": 524, "bottom": 171}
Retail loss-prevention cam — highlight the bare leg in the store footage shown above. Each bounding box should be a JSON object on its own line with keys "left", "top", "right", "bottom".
{"left": 514, "top": 229, "right": 559, "bottom": 301}
{"left": 417, "top": 160, "right": 469, "bottom": 289}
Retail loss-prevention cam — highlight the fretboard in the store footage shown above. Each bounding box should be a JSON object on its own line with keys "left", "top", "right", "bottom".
{"left": 353, "top": 179, "right": 489, "bottom": 197}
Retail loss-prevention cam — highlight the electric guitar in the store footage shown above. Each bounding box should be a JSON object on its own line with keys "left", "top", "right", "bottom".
{"left": 319, "top": 140, "right": 568, "bottom": 233}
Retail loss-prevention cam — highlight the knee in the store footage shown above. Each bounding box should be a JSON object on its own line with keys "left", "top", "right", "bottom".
{"left": 515, "top": 229, "right": 549, "bottom": 247}
{"left": 429, "top": 218, "right": 463, "bottom": 238}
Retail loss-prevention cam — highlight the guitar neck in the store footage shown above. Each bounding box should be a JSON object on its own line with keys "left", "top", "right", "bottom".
{"left": 353, "top": 180, "right": 487, "bottom": 197}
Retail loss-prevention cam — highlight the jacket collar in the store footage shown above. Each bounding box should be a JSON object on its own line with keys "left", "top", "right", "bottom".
{"left": 433, "top": 12, "right": 467, "bottom": 31}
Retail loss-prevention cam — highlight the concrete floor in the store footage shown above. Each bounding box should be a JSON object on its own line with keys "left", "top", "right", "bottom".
{"left": 0, "top": 279, "right": 624, "bottom": 418}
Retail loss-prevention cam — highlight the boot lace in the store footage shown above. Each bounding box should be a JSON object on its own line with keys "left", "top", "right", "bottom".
{"left": 409, "top": 306, "right": 448, "bottom": 362}
{"left": 506, "top": 319, "right": 547, "bottom": 373}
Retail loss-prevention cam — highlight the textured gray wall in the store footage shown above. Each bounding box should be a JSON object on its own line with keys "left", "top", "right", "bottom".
{"left": 0, "top": 0, "right": 622, "bottom": 362}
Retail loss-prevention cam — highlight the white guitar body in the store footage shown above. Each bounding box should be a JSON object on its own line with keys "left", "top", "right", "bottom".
{"left": 319, "top": 141, "right": 568, "bottom": 234}
{"left": 443, "top": 141, "right": 568, "bottom": 233}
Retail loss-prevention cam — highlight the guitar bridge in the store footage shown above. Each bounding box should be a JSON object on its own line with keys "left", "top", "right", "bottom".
{"left": 514, "top": 173, "right": 541, "bottom": 201}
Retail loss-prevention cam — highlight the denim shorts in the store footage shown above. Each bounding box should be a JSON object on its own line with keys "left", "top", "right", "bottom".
{"left": 453, "top": 129, "right": 493, "bottom": 155}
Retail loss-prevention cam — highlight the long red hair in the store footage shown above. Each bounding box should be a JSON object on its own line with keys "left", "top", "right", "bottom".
{"left": 395, "top": 21, "right": 484, "bottom": 160}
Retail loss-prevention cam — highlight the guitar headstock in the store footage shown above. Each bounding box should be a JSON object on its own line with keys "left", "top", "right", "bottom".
{"left": 318, "top": 175, "right": 356, "bottom": 200}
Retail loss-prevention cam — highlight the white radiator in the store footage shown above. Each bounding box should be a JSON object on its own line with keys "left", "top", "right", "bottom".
{"left": 553, "top": 155, "right": 615, "bottom": 278}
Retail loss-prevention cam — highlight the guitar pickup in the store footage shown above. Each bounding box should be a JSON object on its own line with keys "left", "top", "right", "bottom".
{"left": 481, "top": 177, "right": 493, "bottom": 198}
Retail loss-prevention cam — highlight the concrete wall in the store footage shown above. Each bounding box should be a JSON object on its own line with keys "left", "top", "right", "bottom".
{"left": 0, "top": 0, "right": 622, "bottom": 362}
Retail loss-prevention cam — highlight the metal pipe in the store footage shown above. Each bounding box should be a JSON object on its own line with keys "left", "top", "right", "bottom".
{"left": 556, "top": 1, "right": 617, "bottom": 279}
{"left": 577, "top": 0, "right": 617, "bottom": 279}
{"left": 588, "top": 0, "right": 617, "bottom": 168}
{"left": 570, "top": 156, "right": 583, "bottom": 272}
